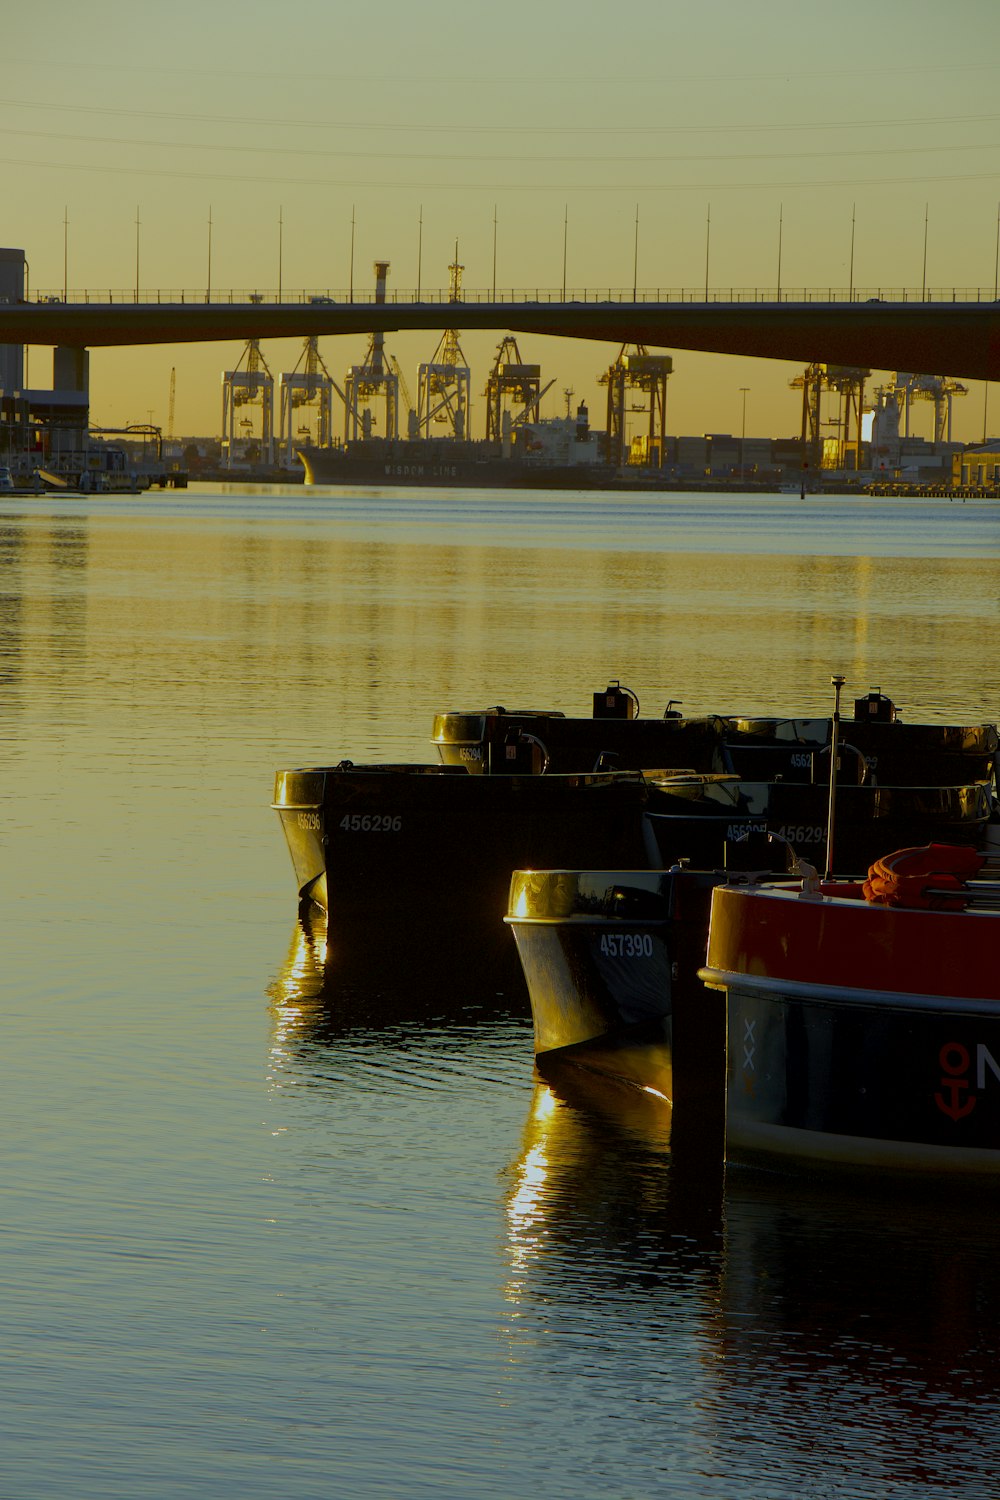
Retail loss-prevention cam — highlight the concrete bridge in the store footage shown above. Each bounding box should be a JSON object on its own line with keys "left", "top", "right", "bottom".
{"left": 2, "top": 290, "right": 999, "bottom": 382}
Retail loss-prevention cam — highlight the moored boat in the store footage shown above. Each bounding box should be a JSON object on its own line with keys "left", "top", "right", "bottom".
{"left": 432, "top": 682, "right": 729, "bottom": 776}
{"left": 298, "top": 411, "right": 608, "bottom": 489}
{"left": 504, "top": 862, "right": 735, "bottom": 1113}
{"left": 272, "top": 761, "right": 660, "bottom": 977}
{"left": 642, "top": 774, "right": 993, "bottom": 876}
{"left": 722, "top": 696, "right": 999, "bottom": 787}
{"left": 434, "top": 685, "right": 999, "bottom": 788}
{"left": 700, "top": 845, "right": 1000, "bottom": 1174}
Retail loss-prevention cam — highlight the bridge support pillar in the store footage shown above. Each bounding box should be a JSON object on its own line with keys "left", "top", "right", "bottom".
{"left": 54, "top": 345, "right": 89, "bottom": 395}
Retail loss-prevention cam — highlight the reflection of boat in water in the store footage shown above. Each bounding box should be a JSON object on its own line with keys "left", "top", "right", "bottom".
{"left": 713, "top": 1165, "right": 1000, "bottom": 1488}
{"left": 505, "top": 1071, "right": 723, "bottom": 1294}
{"left": 503, "top": 1067, "right": 1000, "bottom": 1495}
{"left": 701, "top": 845, "right": 1000, "bottom": 1174}
{"left": 269, "top": 906, "right": 535, "bottom": 1031}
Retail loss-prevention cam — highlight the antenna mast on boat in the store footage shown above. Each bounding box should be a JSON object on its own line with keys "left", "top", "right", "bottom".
{"left": 825, "top": 674, "right": 846, "bottom": 879}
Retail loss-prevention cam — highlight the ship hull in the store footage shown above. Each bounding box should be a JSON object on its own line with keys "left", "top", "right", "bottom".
{"left": 643, "top": 778, "right": 993, "bottom": 878}
{"left": 702, "top": 880, "right": 1000, "bottom": 1174}
{"left": 505, "top": 866, "right": 728, "bottom": 1146}
{"left": 299, "top": 443, "right": 616, "bottom": 489}
{"left": 272, "top": 764, "right": 656, "bottom": 979}
{"left": 433, "top": 703, "right": 999, "bottom": 787}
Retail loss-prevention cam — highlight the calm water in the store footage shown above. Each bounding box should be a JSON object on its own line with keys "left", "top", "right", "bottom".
{"left": 3, "top": 485, "right": 1000, "bottom": 1498}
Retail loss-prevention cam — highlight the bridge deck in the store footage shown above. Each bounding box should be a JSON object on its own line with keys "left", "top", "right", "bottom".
{"left": 1, "top": 298, "right": 997, "bottom": 381}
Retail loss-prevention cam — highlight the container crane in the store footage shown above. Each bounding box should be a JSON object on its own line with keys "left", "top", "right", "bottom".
{"left": 389, "top": 356, "right": 419, "bottom": 439}
{"left": 342, "top": 262, "right": 400, "bottom": 441}
{"left": 278, "top": 334, "right": 336, "bottom": 466}
{"left": 484, "top": 336, "right": 550, "bottom": 445}
{"left": 221, "top": 309, "right": 275, "bottom": 468}
{"left": 416, "top": 251, "right": 471, "bottom": 439}
{"left": 895, "top": 373, "right": 968, "bottom": 443}
{"left": 599, "top": 344, "right": 672, "bottom": 468}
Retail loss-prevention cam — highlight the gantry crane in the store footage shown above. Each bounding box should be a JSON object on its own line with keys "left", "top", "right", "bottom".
{"left": 342, "top": 262, "right": 400, "bottom": 442}
{"left": 484, "top": 336, "right": 554, "bottom": 446}
{"left": 221, "top": 310, "right": 275, "bottom": 468}
{"left": 389, "top": 356, "right": 418, "bottom": 439}
{"left": 789, "top": 364, "right": 824, "bottom": 476}
{"left": 416, "top": 252, "right": 472, "bottom": 439}
{"left": 279, "top": 334, "right": 336, "bottom": 466}
{"left": 789, "top": 363, "right": 869, "bottom": 472}
{"left": 823, "top": 365, "right": 870, "bottom": 470}
{"left": 599, "top": 344, "right": 672, "bottom": 468}
{"left": 891, "top": 373, "right": 969, "bottom": 443}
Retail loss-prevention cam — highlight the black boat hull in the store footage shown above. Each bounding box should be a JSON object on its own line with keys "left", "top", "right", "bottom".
{"left": 723, "top": 716, "right": 999, "bottom": 787}
{"left": 643, "top": 777, "right": 993, "bottom": 877}
{"left": 299, "top": 443, "right": 616, "bottom": 489}
{"left": 273, "top": 764, "right": 657, "bottom": 974}
{"left": 433, "top": 702, "right": 999, "bottom": 788}
{"left": 722, "top": 980, "right": 1000, "bottom": 1172}
{"left": 432, "top": 710, "right": 729, "bottom": 776}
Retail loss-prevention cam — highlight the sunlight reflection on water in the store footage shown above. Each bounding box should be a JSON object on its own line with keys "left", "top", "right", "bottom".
{"left": 2, "top": 488, "right": 999, "bottom": 1498}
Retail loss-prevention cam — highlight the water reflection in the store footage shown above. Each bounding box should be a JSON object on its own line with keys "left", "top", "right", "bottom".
{"left": 504, "top": 1066, "right": 723, "bottom": 1297}
{"left": 502, "top": 1064, "right": 1000, "bottom": 1493}
{"left": 268, "top": 907, "right": 528, "bottom": 1049}
{"left": 0, "top": 514, "right": 90, "bottom": 716}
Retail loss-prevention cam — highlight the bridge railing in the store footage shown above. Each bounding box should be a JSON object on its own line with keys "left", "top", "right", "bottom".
{"left": 22, "top": 285, "right": 1000, "bottom": 307}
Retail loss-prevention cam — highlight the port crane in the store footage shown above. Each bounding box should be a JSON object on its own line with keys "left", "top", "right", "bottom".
{"left": 789, "top": 363, "right": 870, "bottom": 473}
{"left": 416, "top": 252, "right": 472, "bottom": 439}
{"left": 221, "top": 308, "right": 275, "bottom": 468}
{"left": 484, "top": 336, "right": 553, "bottom": 445}
{"left": 389, "top": 356, "right": 419, "bottom": 439}
{"left": 889, "top": 372, "right": 968, "bottom": 443}
{"left": 278, "top": 334, "right": 336, "bottom": 467}
{"left": 341, "top": 261, "right": 400, "bottom": 441}
{"left": 600, "top": 344, "right": 672, "bottom": 468}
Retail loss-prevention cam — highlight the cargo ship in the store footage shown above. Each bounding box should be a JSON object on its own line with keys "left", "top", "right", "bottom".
{"left": 297, "top": 438, "right": 610, "bottom": 488}
{"left": 297, "top": 402, "right": 668, "bottom": 490}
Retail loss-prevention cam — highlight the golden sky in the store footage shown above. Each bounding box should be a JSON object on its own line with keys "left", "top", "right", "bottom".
{"left": 6, "top": 0, "right": 1000, "bottom": 444}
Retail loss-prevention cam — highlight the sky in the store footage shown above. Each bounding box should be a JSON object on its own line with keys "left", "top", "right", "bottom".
{"left": 5, "top": 0, "right": 1000, "bottom": 445}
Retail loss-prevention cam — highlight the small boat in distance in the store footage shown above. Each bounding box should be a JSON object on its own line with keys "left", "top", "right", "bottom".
{"left": 700, "top": 844, "right": 1000, "bottom": 1175}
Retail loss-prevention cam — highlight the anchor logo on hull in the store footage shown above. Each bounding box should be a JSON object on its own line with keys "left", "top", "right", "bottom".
{"left": 933, "top": 1041, "right": 1000, "bottom": 1121}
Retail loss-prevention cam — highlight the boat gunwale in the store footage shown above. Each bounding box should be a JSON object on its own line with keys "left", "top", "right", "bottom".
{"left": 698, "top": 964, "right": 1000, "bottom": 1014}
{"left": 505, "top": 913, "right": 672, "bottom": 928}
{"left": 726, "top": 1118, "right": 1000, "bottom": 1175}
